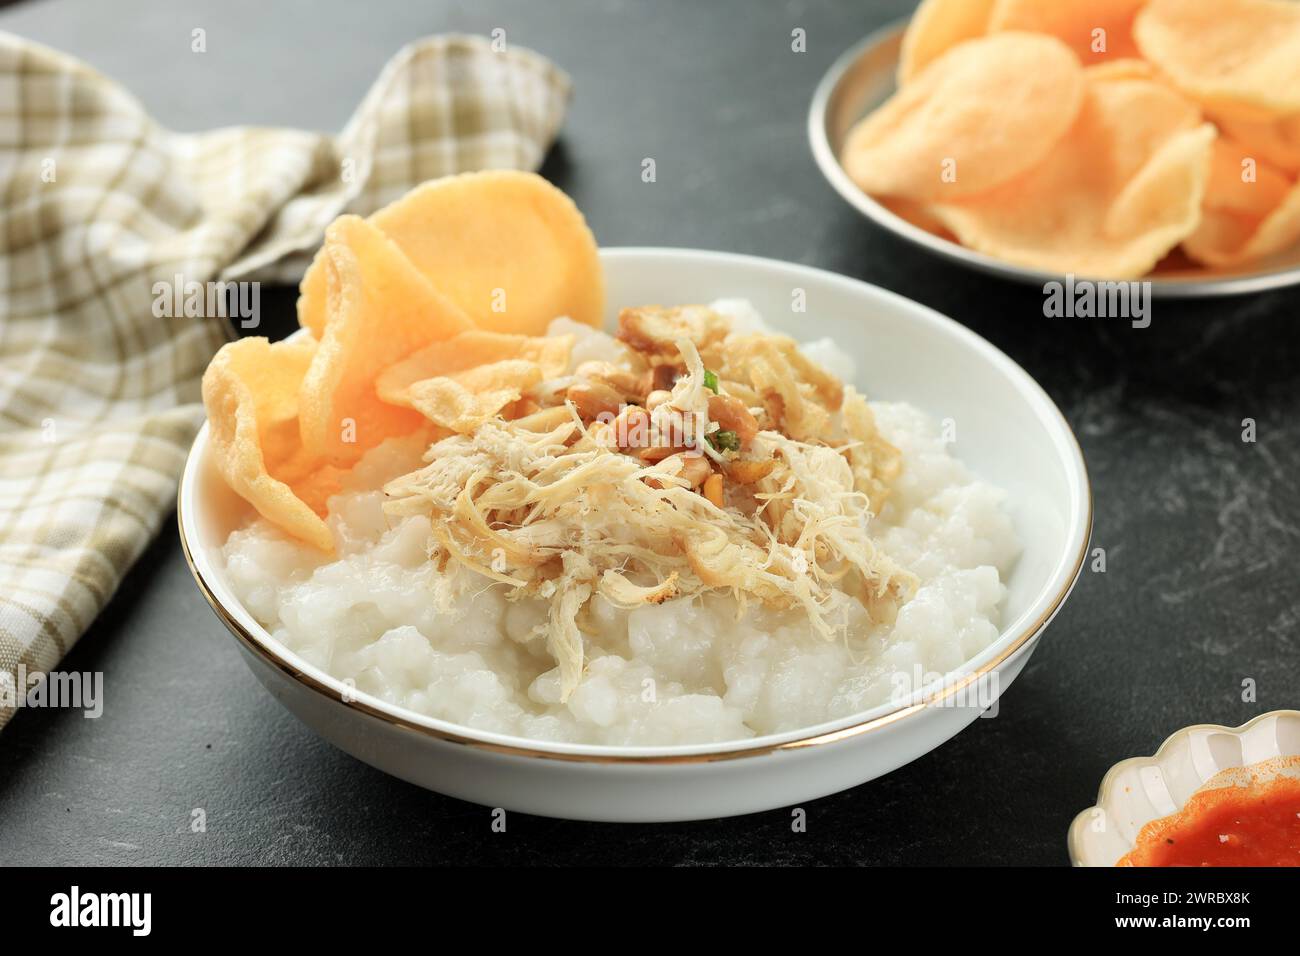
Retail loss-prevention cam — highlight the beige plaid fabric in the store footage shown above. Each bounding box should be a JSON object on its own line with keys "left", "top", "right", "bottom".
{"left": 0, "top": 31, "right": 571, "bottom": 729}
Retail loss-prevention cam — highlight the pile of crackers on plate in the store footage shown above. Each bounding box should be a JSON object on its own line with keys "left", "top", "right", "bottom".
{"left": 201, "top": 171, "right": 603, "bottom": 551}
{"left": 841, "top": 0, "right": 1300, "bottom": 277}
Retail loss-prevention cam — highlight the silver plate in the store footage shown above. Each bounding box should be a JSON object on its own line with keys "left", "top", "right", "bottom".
{"left": 808, "top": 20, "right": 1300, "bottom": 298}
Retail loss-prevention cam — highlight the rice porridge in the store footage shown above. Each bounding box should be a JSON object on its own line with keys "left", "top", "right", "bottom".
{"left": 222, "top": 301, "right": 1020, "bottom": 746}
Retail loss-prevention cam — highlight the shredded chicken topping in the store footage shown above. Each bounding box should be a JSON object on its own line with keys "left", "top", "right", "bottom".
{"left": 383, "top": 305, "right": 917, "bottom": 699}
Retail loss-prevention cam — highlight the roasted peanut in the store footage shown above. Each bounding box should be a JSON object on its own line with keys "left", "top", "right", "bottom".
{"left": 646, "top": 453, "right": 712, "bottom": 490}
{"left": 637, "top": 444, "right": 679, "bottom": 463}
{"left": 708, "top": 393, "right": 759, "bottom": 446}
{"left": 702, "top": 473, "right": 725, "bottom": 508}
{"left": 674, "top": 454, "right": 714, "bottom": 488}
{"left": 726, "top": 459, "right": 777, "bottom": 484}
{"left": 566, "top": 381, "right": 623, "bottom": 421}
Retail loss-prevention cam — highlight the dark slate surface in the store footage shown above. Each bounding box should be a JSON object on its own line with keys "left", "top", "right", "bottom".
{"left": 1, "top": 0, "right": 1296, "bottom": 867}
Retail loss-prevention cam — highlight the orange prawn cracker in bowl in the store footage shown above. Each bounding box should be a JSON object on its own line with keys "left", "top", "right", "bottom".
{"left": 298, "top": 170, "right": 603, "bottom": 338}
{"left": 1133, "top": 0, "right": 1300, "bottom": 118}
{"left": 897, "top": 0, "right": 1143, "bottom": 82}
{"left": 842, "top": 0, "right": 1300, "bottom": 277}
{"left": 299, "top": 214, "right": 475, "bottom": 468}
{"left": 406, "top": 360, "right": 546, "bottom": 434}
{"left": 928, "top": 72, "right": 1214, "bottom": 277}
{"left": 845, "top": 32, "right": 1086, "bottom": 202}
{"left": 376, "top": 331, "right": 574, "bottom": 409}
{"left": 200, "top": 337, "right": 336, "bottom": 552}
{"left": 1214, "top": 113, "right": 1300, "bottom": 176}
{"left": 988, "top": 0, "right": 1147, "bottom": 62}
{"left": 201, "top": 171, "right": 605, "bottom": 549}
{"left": 1184, "top": 139, "right": 1300, "bottom": 268}
{"left": 897, "top": 0, "right": 996, "bottom": 83}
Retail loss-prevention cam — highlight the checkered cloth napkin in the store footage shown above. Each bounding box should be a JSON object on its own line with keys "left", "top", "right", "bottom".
{"left": 0, "top": 31, "right": 571, "bottom": 729}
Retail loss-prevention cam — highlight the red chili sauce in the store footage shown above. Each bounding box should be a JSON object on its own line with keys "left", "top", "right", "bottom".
{"left": 1119, "top": 776, "right": 1300, "bottom": 867}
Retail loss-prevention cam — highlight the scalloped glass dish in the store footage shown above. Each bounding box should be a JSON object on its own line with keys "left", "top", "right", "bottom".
{"left": 1069, "top": 710, "right": 1300, "bottom": 866}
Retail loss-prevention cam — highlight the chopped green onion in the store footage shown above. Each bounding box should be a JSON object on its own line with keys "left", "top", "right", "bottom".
{"left": 703, "top": 369, "right": 719, "bottom": 393}
{"left": 707, "top": 429, "right": 740, "bottom": 452}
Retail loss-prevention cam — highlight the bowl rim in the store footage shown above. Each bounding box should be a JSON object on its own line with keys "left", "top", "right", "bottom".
{"left": 807, "top": 20, "right": 1300, "bottom": 299}
{"left": 1067, "top": 709, "right": 1300, "bottom": 866}
{"left": 179, "top": 246, "right": 1093, "bottom": 765}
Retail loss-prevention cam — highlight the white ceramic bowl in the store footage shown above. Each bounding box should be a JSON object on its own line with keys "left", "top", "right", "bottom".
{"left": 1069, "top": 710, "right": 1300, "bottom": 866}
{"left": 179, "top": 247, "right": 1092, "bottom": 822}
